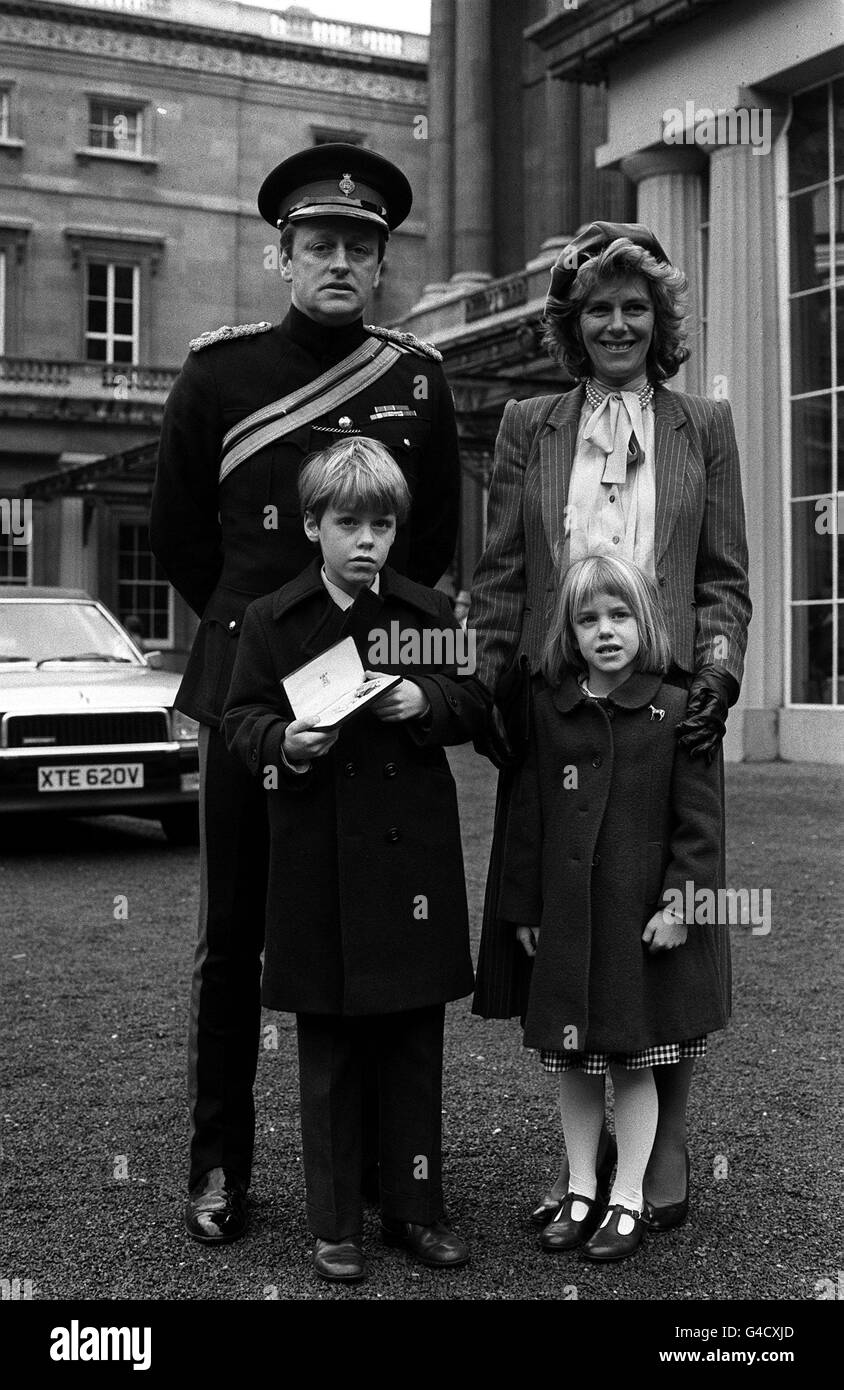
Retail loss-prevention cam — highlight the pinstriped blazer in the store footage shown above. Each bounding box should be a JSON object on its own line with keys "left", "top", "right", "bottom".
{"left": 469, "top": 384, "right": 751, "bottom": 694}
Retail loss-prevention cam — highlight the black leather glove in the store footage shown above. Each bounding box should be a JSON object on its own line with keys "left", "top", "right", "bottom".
{"left": 676, "top": 666, "right": 739, "bottom": 764}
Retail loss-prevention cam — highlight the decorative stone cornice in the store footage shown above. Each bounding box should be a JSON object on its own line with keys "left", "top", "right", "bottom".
{"left": 0, "top": 10, "right": 426, "bottom": 103}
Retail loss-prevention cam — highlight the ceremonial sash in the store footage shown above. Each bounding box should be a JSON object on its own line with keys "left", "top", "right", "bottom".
{"left": 218, "top": 336, "right": 403, "bottom": 485}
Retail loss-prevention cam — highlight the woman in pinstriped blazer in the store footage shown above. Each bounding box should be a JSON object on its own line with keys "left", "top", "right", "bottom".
{"left": 469, "top": 222, "right": 751, "bottom": 1234}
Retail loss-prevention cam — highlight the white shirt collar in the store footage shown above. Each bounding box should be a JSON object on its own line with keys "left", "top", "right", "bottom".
{"left": 320, "top": 565, "right": 381, "bottom": 611}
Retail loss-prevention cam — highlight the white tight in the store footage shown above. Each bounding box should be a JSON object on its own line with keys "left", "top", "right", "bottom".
{"left": 557, "top": 1065, "right": 658, "bottom": 1217}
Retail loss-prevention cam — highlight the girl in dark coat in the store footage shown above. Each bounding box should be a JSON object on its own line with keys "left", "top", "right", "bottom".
{"left": 222, "top": 438, "right": 488, "bottom": 1285}
{"left": 500, "top": 554, "right": 726, "bottom": 1262}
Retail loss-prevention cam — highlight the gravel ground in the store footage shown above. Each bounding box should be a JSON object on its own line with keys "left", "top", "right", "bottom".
{"left": 2, "top": 752, "right": 841, "bottom": 1307}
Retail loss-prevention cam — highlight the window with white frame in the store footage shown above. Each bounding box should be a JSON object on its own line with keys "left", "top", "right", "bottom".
{"left": 788, "top": 77, "right": 843, "bottom": 706}
{"left": 117, "top": 521, "right": 172, "bottom": 645}
{"left": 85, "top": 261, "right": 138, "bottom": 363}
{"left": 88, "top": 99, "right": 143, "bottom": 154}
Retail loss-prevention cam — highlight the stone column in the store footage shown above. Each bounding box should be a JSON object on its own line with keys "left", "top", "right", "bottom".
{"left": 423, "top": 0, "right": 454, "bottom": 294}
{"left": 704, "top": 140, "right": 782, "bottom": 758}
{"left": 58, "top": 497, "right": 86, "bottom": 589}
{"left": 452, "top": 0, "right": 494, "bottom": 277}
{"left": 544, "top": 78, "right": 580, "bottom": 240}
{"left": 620, "top": 147, "right": 707, "bottom": 395}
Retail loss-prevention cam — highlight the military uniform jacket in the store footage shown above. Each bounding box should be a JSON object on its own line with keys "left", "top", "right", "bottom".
{"left": 492, "top": 670, "right": 727, "bottom": 1052}
{"left": 221, "top": 561, "right": 489, "bottom": 1016}
{"left": 150, "top": 306, "right": 460, "bottom": 727}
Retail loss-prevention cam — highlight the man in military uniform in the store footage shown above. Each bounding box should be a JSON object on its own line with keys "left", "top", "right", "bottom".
{"left": 150, "top": 144, "right": 460, "bottom": 1246}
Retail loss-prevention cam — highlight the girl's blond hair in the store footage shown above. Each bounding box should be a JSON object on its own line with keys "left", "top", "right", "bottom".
{"left": 542, "top": 554, "right": 672, "bottom": 684}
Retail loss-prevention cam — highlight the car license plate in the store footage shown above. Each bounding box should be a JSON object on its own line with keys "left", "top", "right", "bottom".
{"left": 37, "top": 763, "right": 144, "bottom": 792}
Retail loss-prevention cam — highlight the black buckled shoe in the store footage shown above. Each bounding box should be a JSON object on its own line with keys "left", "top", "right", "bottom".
{"left": 643, "top": 1146, "right": 690, "bottom": 1232}
{"left": 528, "top": 1133, "right": 618, "bottom": 1228}
{"left": 184, "top": 1167, "right": 247, "bottom": 1244}
{"left": 540, "top": 1192, "right": 604, "bottom": 1252}
{"left": 381, "top": 1218, "right": 470, "bottom": 1268}
{"left": 313, "top": 1236, "right": 366, "bottom": 1283}
{"left": 581, "top": 1204, "right": 645, "bottom": 1262}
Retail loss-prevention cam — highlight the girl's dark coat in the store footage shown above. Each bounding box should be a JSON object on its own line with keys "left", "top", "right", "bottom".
{"left": 222, "top": 559, "right": 488, "bottom": 1016}
{"left": 494, "top": 669, "right": 727, "bottom": 1052}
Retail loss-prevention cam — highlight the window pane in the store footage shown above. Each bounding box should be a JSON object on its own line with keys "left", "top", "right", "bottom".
{"left": 791, "top": 604, "right": 833, "bottom": 702}
{"left": 833, "top": 78, "right": 844, "bottom": 178}
{"left": 86, "top": 299, "right": 107, "bottom": 333}
{"left": 113, "top": 301, "right": 134, "bottom": 336}
{"left": 837, "top": 283, "right": 844, "bottom": 387}
{"left": 837, "top": 604, "right": 844, "bottom": 705}
{"left": 790, "top": 85, "right": 829, "bottom": 192}
{"left": 113, "top": 265, "right": 134, "bottom": 298}
{"left": 87, "top": 262, "right": 107, "bottom": 296}
{"left": 790, "top": 289, "right": 831, "bottom": 394}
{"left": 791, "top": 498, "right": 833, "bottom": 599}
{"left": 790, "top": 188, "right": 830, "bottom": 292}
{"left": 792, "top": 396, "right": 832, "bottom": 496}
{"left": 111, "top": 340, "right": 133, "bottom": 363}
{"left": 86, "top": 337, "right": 107, "bottom": 362}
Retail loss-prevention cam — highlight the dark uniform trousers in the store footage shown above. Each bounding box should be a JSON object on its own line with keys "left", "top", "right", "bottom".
{"left": 296, "top": 1005, "right": 446, "bottom": 1241}
{"left": 190, "top": 725, "right": 269, "bottom": 1190}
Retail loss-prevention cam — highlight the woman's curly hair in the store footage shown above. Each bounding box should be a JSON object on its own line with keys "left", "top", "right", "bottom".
{"left": 542, "top": 238, "right": 690, "bottom": 382}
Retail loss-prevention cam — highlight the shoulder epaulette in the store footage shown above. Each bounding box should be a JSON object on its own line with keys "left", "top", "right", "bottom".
{"left": 365, "top": 324, "right": 443, "bottom": 363}
{"left": 190, "top": 321, "right": 273, "bottom": 352}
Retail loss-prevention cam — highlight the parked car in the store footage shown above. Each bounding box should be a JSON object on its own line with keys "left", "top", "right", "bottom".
{"left": 0, "top": 586, "right": 199, "bottom": 844}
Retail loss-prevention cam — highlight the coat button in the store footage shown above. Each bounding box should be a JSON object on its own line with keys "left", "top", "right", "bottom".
{"left": 592, "top": 853, "right": 601, "bottom": 867}
{"left": 343, "top": 761, "right": 356, "bottom": 777}
{"left": 249, "top": 749, "right": 257, "bottom": 762}
{"left": 383, "top": 762, "right": 398, "bottom": 778}
{"left": 228, "top": 619, "right": 237, "bottom": 631}
{"left": 338, "top": 415, "right": 352, "bottom": 428}
{"left": 385, "top": 825, "right": 400, "bottom": 843}
{"left": 606, "top": 707, "right": 615, "bottom": 719}
{"left": 592, "top": 754, "right": 603, "bottom": 767}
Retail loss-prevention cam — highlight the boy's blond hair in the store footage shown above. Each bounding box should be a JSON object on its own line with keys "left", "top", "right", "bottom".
{"left": 542, "top": 554, "right": 672, "bottom": 684}
{"left": 298, "top": 436, "right": 411, "bottom": 524}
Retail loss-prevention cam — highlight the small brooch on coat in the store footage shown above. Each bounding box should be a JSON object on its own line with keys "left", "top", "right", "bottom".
{"left": 648, "top": 705, "right": 666, "bottom": 722}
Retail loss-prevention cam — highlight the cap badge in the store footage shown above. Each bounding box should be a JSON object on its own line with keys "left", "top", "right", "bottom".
{"left": 338, "top": 173, "right": 356, "bottom": 197}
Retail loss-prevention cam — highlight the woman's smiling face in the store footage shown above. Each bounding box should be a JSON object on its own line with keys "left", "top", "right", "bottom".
{"left": 578, "top": 275, "right": 655, "bottom": 386}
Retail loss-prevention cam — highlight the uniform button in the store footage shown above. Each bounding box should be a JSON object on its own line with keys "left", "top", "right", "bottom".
{"left": 592, "top": 853, "right": 601, "bottom": 867}
{"left": 592, "top": 754, "right": 603, "bottom": 768}
{"left": 228, "top": 619, "right": 237, "bottom": 631}
{"left": 606, "top": 707, "right": 615, "bottom": 719}
{"left": 609, "top": 495, "right": 616, "bottom": 503}
{"left": 249, "top": 749, "right": 257, "bottom": 762}
{"left": 343, "top": 761, "right": 356, "bottom": 778}
{"left": 383, "top": 762, "right": 398, "bottom": 778}
{"left": 385, "top": 826, "right": 400, "bottom": 843}
{"left": 403, "top": 437, "right": 411, "bottom": 447}
{"left": 338, "top": 415, "right": 352, "bottom": 428}
{"left": 447, "top": 695, "right": 458, "bottom": 708}
{"left": 611, "top": 536, "right": 620, "bottom": 545}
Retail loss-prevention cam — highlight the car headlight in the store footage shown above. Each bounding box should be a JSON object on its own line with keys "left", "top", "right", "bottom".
{"left": 171, "top": 709, "right": 200, "bottom": 743}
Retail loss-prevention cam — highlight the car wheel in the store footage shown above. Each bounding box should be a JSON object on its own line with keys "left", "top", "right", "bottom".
{"left": 160, "top": 806, "right": 200, "bottom": 846}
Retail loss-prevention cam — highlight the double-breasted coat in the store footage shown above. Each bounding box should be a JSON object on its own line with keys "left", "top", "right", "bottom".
{"left": 499, "top": 670, "right": 727, "bottom": 1052}
{"left": 221, "top": 560, "right": 490, "bottom": 1016}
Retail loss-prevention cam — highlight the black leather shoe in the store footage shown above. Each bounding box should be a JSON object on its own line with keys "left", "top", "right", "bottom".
{"left": 313, "top": 1236, "right": 366, "bottom": 1283}
{"left": 528, "top": 1133, "right": 618, "bottom": 1228}
{"left": 381, "top": 1218, "right": 470, "bottom": 1268}
{"left": 643, "top": 1146, "right": 690, "bottom": 1231}
{"left": 184, "top": 1167, "right": 247, "bottom": 1244}
{"left": 540, "top": 1192, "right": 604, "bottom": 1252}
{"left": 581, "top": 1204, "right": 645, "bottom": 1262}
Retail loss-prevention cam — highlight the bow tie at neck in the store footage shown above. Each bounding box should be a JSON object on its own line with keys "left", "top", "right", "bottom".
{"left": 583, "top": 378, "right": 655, "bottom": 486}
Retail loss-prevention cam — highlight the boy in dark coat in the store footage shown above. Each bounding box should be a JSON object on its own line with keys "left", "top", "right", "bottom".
{"left": 222, "top": 437, "right": 487, "bottom": 1284}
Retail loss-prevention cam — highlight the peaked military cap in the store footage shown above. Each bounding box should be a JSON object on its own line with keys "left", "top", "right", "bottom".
{"left": 547, "top": 221, "right": 671, "bottom": 305}
{"left": 258, "top": 143, "right": 412, "bottom": 236}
